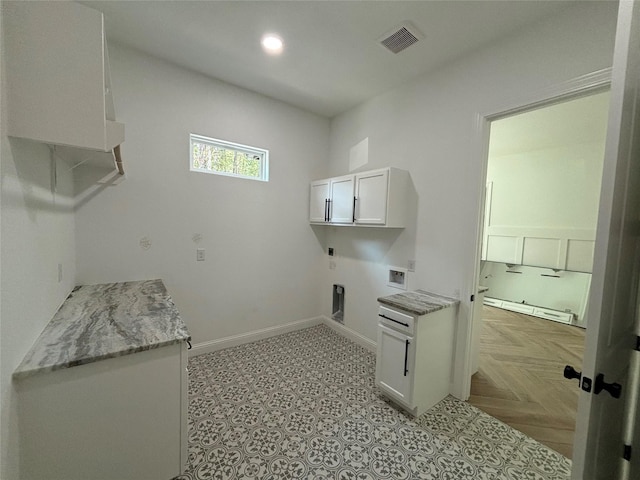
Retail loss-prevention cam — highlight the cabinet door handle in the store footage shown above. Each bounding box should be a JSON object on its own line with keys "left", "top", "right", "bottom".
{"left": 324, "top": 199, "right": 329, "bottom": 222}
{"left": 353, "top": 196, "right": 357, "bottom": 222}
{"left": 404, "top": 339, "right": 410, "bottom": 376}
{"left": 327, "top": 199, "right": 332, "bottom": 221}
{"left": 378, "top": 314, "right": 409, "bottom": 328}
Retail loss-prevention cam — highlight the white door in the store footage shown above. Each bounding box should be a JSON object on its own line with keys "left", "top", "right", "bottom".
{"left": 376, "top": 324, "right": 413, "bottom": 404}
{"left": 355, "top": 169, "right": 388, "bottom": 225}
{"left": 309, "top": 180, "right": 330, "bottom": 223}
{"left": 329, "top": 175, "right": 355, "bottom": 224}
{"left": 572, "top": 1, "right": 640, "bottom": 478}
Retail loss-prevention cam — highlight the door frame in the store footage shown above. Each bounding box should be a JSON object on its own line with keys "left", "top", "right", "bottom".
{"left": 460, "top": 68, "right": 612, "bottom": 400}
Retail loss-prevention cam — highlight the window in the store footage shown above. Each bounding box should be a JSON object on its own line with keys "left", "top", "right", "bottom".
{"left": 190, "top": 134, "right": 269, "bottom": 181}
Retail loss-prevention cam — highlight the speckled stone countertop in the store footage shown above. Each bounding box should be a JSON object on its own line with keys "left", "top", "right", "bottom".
{"left": 479, "top": 285, "right": 489, "bottom": 294}
{"left": 14, "top": 279, "right": 190, "bottom": 379}
{"left": 378, "top": 289, "right": 460, "bottom": 316}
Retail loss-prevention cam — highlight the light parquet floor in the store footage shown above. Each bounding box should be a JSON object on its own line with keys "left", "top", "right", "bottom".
{"left": 468, "top": 305, "right": 586, "bottom": 459}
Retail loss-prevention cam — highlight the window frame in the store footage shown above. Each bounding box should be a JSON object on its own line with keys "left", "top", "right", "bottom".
{"left": 189, "top": 133, "right": 269, "bottom": 182}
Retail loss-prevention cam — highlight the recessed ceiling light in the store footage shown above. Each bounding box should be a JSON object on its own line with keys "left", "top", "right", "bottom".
{"left": 261, "top": 34, "right": 283, "bottom": 55}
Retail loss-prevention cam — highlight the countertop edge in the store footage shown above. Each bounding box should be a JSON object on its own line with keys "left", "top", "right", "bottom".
{"left": 13, "top": 335, "right": 190, "bottom": 380}
{"left": 377, "top": 298, "right": 456, "bottom": 316}
{"left": 377, "top": 289, "right": 460, "bottom": 316}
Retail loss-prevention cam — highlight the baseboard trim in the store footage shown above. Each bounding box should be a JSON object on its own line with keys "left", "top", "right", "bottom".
{"left": 189, "top": 316, "right": 324, "bottom": 357}
{"left": 189, "top": 315, "right": 378, "bottom": 357}
{"left": 320, "top": 316, "right": 377, "bottom": 353}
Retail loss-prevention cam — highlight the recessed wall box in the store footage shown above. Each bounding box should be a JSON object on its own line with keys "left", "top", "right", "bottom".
{"left": 332, "top": 284, "right": 345, "bottom": 323}
{"left": 388, "top": 267, "right": 408, "bottom": 290}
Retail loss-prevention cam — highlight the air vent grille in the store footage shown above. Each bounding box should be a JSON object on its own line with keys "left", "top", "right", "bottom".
{"left": 379, "top": 23, "right": 422, "bottom": 54}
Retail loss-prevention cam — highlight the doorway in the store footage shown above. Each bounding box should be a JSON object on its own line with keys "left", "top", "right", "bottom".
{"left": 469, "top": 90, "right": 611, "bottom": 458}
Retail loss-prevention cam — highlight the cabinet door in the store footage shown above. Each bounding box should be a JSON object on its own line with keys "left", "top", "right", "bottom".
{"left": 310, "top": 180, "right": 330, "bottom": 222}
{"left": 376, "top": 324, "right": 414, "bottom": 405}
{"left": 355, "top": 169, "right": 388, "bottom": 225}
{"left": 329, "top": 175, "right": 355, "bottom": 224}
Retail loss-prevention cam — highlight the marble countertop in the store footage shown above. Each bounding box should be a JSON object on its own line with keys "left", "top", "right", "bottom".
{"left": 14, "top": 279, "right": 191, "bottom": 379}
{"left": 378, "top": 289, "right": 460, "bottom": 316}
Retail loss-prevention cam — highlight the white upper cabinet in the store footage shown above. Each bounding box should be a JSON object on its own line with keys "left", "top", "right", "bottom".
{"left": 309, "top": 176, "right": 354, "bottom": 224}
{"left": 5, "top": 2, "right": 124, "bottom": 171}
{"left": 309, "top": 167, "right": 410, "bottom": 228}
{"left": 309, "top": 180, "right": 331, "bottom": 223}
{"left": 354, "top": 169, "right": 389, "bottom": 225}
{"left": 329, "top": 175, "right": 355, "bottom": 224}
{"left": 355, "top": 168, "right": 410, "bottom": 228}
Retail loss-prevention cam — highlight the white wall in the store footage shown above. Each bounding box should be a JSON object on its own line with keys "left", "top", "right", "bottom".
{"left": 323, "top": 1, "right": 618, "bottom": 397}
{"left": 488, "top": 142, "right": 605, "bottom": 230}
{"left": 74, "top": 44, "right": 330, "bottom": 343}
{"left": 0, "top": 19, "right": 77, "bottom": 478}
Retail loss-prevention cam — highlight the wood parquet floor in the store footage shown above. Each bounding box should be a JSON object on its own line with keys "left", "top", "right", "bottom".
{"left": 468, "top": 305, "right": 586, "bottom": 459}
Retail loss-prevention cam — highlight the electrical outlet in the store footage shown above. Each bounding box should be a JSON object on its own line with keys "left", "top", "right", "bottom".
{"left": 408, "top": 260, "right": 416, "bottom": 272}
{"left": 196, "top": 248, "right": 205, "bottom": 261}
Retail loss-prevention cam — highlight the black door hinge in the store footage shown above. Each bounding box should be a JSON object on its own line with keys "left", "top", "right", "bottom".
{"left": 624, "top": 444, "right": 632, "bottom": 461}
{"left": 635, "top": 335, "right": 640, "bottom": 352}
{"left": 470, "top": 294, "right": 475, "bottom": 302}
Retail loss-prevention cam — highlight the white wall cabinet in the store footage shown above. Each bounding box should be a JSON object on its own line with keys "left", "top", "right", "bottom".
{"left": 309, "top": 180, "right": 331, "bottom": 222}
{"left": 354, "top": 169, "right": 388, "bottom": 225}
{"left": 376, "top": 304, "right": 456, "bottom": 416}
{"left": 330, "top": 175, "right": 356, "bottom": 224}
{"left": 5, "top": 1, "right": 125, "bottom": 173}
{"left": 309, "top": 176, "right": 354, "bottom": 223}
{"left": 309, "top": 167, "right": 409, "bottom": 227}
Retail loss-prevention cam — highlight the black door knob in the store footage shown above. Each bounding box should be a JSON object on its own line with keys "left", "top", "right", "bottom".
{"left": 594, "top": 373, "right": 622, "bottom": 399}
{"left": 564, "top": 365, "right": 582, "bottom": 381}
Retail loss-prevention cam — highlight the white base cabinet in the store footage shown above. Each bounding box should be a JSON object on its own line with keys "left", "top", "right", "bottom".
{"left": 376, "top": 304, "right": 456, "bottom": 417}
{"left": 16, "top": 343, "right": 188, "bottom": 480}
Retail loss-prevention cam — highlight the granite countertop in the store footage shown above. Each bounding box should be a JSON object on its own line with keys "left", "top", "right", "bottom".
{"left": 378, "top": 289, "right": 460, "bottom": 316}
{"left": 14, "top": 279, "right": 191, "bottom": 379}
{"left": 479, "top": 285, "right": 489, "bottom": 294}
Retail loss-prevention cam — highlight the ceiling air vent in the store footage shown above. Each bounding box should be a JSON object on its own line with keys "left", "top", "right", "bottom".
{"left": 378, "top": 22, "right": 423, "bottom": 54}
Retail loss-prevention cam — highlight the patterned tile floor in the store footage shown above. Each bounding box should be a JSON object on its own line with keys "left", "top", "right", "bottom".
{"left": 175, "top": 325, "right": 571, "bottom": 480}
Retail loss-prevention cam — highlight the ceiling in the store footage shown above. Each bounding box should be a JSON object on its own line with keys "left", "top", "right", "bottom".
{"left": 86, "top": 0, "right": 577, "bottom": 118}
